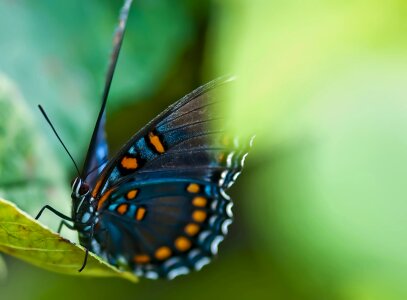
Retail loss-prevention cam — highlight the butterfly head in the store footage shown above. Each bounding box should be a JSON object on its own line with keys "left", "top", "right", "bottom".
{"left": 70, "top": 177, "right": 95, "bottom": 223}
{"left": 70, "top": 177, "right": 97, "bottom": 250}
{"left": 71, "top": 177, "right": 90, "bottom": 198}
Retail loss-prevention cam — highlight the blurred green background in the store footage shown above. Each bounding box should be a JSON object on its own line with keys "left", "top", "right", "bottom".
{"left": 1, "top": 0, "right": 407, "bottom": 299}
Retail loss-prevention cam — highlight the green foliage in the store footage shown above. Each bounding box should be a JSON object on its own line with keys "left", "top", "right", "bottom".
{"left": 213, "top": 0, "right": 407, "bottom": 299}
{"left": 0, "top": 75, "right": 70, "bottom": 229}
{"left": 0, "top": 198, "right": 137, "bottom": 283}
{"left": 0, "top": 0, "right": 197, "bottom": 169}
{"left": 0, "top": 254, "right": 6, "bottom": 282}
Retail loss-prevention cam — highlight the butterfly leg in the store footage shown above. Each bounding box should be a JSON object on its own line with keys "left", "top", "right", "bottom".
{"left": 35, "top": 205, "right": 73, "bottom": 221}
{"left": 78, "top": 248, "right": 89, "bottom": 273}
{"left": 57, "top": 220, "right": 75, "bottom": 234}
{"left": 78, "top": 224, "right": 95, "bottom": 272}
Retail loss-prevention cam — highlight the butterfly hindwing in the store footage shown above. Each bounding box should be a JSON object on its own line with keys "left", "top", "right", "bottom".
{"left": 92, "top": 173, "right": 233, "bottom": 279}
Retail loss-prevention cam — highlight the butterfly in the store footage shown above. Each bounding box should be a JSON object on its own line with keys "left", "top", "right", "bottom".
{"left": 36, "top": 0, "right": 254, "bottom": 280}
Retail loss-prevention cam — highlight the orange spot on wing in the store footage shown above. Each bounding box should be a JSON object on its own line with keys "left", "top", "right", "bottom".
{"left": 121, "top": 156, "right": 138, "bottom": 169}
{"left": 192, "top": 210, "right": 207, "bottom": 222}
{"left": 135, "top": 206, "right": 146, "bottom": 221}
{"left": 117, "top": 203, "right": 128, "bottom": 215}
{"left": 192, "top": 196, "right": 207, "bottom": 207}
{"left": 133, "top": 254, "right": 150, "bottom": 264}
{"left": 185, "top": 223, "right": 200, "bottom": 236}
{"left": 126, "top": 189, "right": 138, "bottom": 200}
{"left": 92, "top": 177, "right": 104, "bottom": 198}
{"left": 155, "top": 246, "right": 171, "bottom": 260}
{"left": 148, "top": 132, "right": 165, "bottom": 153}
{"left": 175, "top": 237, "right": 191, "bottom": 252}
{"left": 97, "top": 188, "right": 114, "bottom": 210}
{"left": 186, "top": 183, "right": 200, "bottom": 193}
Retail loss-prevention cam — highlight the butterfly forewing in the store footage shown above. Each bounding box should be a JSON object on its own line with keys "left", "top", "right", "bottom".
{"left": 91, "top": 77, "right": 242, "bottom": 199}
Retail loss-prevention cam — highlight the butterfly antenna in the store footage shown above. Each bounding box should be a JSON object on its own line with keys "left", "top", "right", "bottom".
{"left": 81, "top": 0, "right": 133, "bottom": 178}
{"left": 38, "top": 105, "right": 81, "bottom": 177}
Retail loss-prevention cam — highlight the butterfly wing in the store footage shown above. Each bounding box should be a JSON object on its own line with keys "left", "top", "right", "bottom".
{"left": 89, "top": 76, "right": 253, "bottom": 279}
{"left": 91, "top": 171, "right": 234, "bottom": 279}
{"left": 90, "top": 76, "right": 249, "bottom": 200}
{"left": 82, "top": 111, "right": 109, "bottom": 188}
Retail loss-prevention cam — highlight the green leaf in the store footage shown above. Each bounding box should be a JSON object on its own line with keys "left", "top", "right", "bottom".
{"left": 0, "top": 198, "right": 138, "bottom": 283}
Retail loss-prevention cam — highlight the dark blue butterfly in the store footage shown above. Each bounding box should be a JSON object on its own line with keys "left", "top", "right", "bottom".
{"left": 36, "top": 0, "right": 253, "bottom": 280}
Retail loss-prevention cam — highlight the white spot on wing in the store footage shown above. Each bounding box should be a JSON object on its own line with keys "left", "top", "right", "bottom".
{"left": 241, "top": 153, "right": 249, "bottom": 167}
{"left": 209, "top": 215, "right": 217, "bottom": 227}
{"left": 167, "top": 266, "right": 189, "bottom": 280}
{"left": 211, "top": 200, "right": 219, "bottom": 211}
{"left": 194, "top": 257, "right": 211, "bottom": 271}
{"left": 226, "top": 152, "right": 235, "bottom": 168}
{"left": 164, "top": 257, "right": 181, "bottom": 269}
{"left": 221, "top": 219, "right": 233, "bottom": 235}
{"left": 188, "top": 249, "right": 201, "bottom": 260}
{"left": 210, "top": 235, "right": 224, "bottom": 255}
{"left": 220, "top": 188, "right": 230, "bottom": 200}
{"left": 145, "top": 271, "right": 159, "bottom": 280}
{"left": 198, "top": 230, "right": 211, "bottom": 244}
{"left": 226, "top": 202, "right": 234, "bottom": 218}
{"left": 219, "top": 170, "right": 229, "bottom": 187}
{"left": 232, "top": 171, "right": 241, "bottom": 182}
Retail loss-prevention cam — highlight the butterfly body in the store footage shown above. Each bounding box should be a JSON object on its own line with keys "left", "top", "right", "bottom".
{"left": 70, "top": 178, "right": 97, "bottom": 247}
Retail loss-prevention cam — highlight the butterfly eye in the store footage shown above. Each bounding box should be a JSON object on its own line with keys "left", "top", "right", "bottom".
{"left": 79, "top": 183, "right": 90, "bottom": 195}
